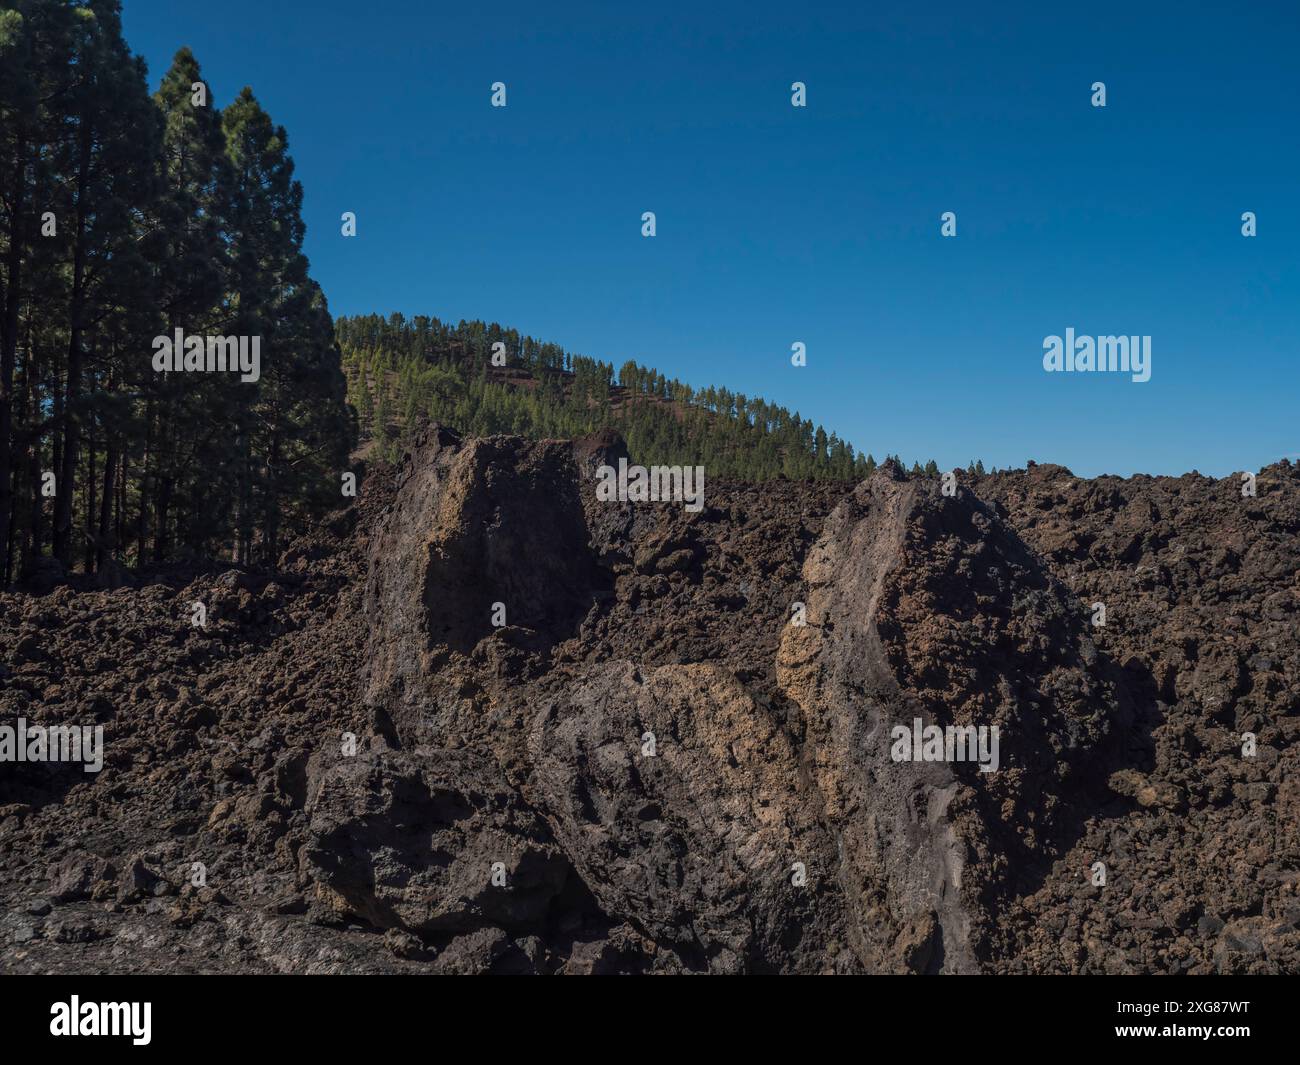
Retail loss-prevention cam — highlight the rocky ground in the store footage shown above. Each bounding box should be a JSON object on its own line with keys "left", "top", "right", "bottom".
{"left": 1, "top": 427, "right": 1296, "bottom": 973}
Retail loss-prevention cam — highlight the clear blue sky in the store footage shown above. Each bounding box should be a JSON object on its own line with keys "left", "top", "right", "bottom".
{"left": 121, "top": 0, "right": 1298, "bottom": 476}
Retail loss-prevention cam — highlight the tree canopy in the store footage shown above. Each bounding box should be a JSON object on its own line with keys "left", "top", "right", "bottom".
{"left": 0, "top": 2, "right": 353, "bottom": 584}
{"left": 336, "top": 313, "right": 957, "bottom": 483}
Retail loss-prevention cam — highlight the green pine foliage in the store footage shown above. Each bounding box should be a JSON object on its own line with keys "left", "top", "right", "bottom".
{"left": 336, "top": 314, "right": 962, "bottom": 483}
{"left": 0, "top": 3, "right": 353, "bottom": 584}
{"left": 0, "top": 2, "right": 977, "bottom": 586}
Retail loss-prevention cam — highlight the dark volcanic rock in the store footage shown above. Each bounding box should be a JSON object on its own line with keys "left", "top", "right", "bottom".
{"left": 571, "top": 428, "right": 630, "bottom": 481}
{"left": 778, "top": 470, "right": 1138, "bottom": 971}
{"left": 302, "top": 745, "right": 571, "bottom": 937}
{"left": 525, "top": 660, "right": 847, "bottom": 972}
{"left": 1, "top": 437, "right": 1296, "bottom": 975}
{"left": 48, "top": 853, "right": 116, "bottom": 904}
{"left": 363, "top": 426, "right": 597, "bottom": 704}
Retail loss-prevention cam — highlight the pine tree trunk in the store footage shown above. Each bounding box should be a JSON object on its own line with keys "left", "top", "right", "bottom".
{"left": 22, "top": 348, "right": 41, "bottom": 581}
{"left": 0, "top": 135, "right": 26, "bottom": 588}
{"left": 97, "top": 441, "right": 117, "bottom": 574}
{"left": 264, "top": 434, "right": 280, "bottom": 563}
{"left": 115, "top": 454, "right": 126, "bottom": 563}
{"left": 151, "top": 371, "right": 171, "bottom": 561}
{"left": 136, "top": 402, "right": 153, "bottom": 562}
{"left": 54, "top": 121, "right": 92, "bottom": 569}
{"left": 153, "top": 474, "right": 172, "bottom": 562}
{"left": 55, "top": 323, "right": 83, "bottom": 568}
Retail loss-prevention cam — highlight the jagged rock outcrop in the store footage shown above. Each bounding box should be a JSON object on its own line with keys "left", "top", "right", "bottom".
{"left": 571, "top": 427, "right": 629, "bottom": 481}
{"left": 363, "top": 426, "right": 597, "bottom": 706}
{"left": 301, "top": 743, "right": 572, "bottom": 937}
{"left": 778, "top": 467, "right": 1137, "bottom": 971}
{"left": 4, "top": 435, "right": 1295, "bottom": 975}
{"left": 571, "top": 429, "right": 659, "bottom": 558}
{"left": 525, "top": 661, "right": 850, "bottom": 972}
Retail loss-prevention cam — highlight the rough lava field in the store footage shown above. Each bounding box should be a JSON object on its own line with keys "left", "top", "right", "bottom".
{"left": 1, "top": 427, "right": 1296, "bottom": 974}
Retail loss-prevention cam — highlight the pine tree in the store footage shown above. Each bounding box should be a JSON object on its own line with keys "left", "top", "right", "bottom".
{"left": 1, "top": 11, "right": 352, "bottom": 582}
{"left": 223, "top": 86, "right": 348, "bottom": 562}
{"left": 0, "top": 0, "right": 56, "bottom": 582}
{"left": 45, "top": 1, "right": 160, "bottom": 568}
{"left": 336, "top": 313, "right": 913, "bottom": 485}
{"left": 141, "top": 47, "right": 234, "bottom": 560}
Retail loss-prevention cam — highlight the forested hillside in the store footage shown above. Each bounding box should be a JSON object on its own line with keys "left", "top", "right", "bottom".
{"left": 338, "top": 313, "right": 979, "bottom": 482}
{"left": 0, "top": 1, "right": 984, "bottom": 592}
{"left": 0, "top": 1, "right": 352, "bottom": 587}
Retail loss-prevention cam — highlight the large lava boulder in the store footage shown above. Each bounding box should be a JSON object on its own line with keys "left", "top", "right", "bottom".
{"left": 301, "top": 743, "right": 572, "bottom": 937}
{"left": 363, "top": 426, "right": 597, "bottom": 709}
{"left": 778, "top": 467, "right": 1137, "bottom": 971}
{"left": 525, "top": 660, "right": 853, "bottom": 972}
